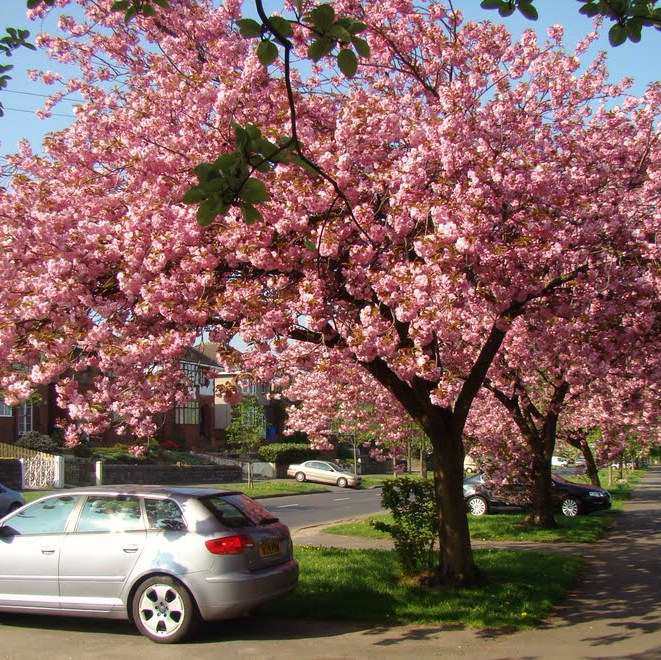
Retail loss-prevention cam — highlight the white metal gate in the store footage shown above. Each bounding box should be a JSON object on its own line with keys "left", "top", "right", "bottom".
{"left": 22, "top": 453, "right": 57, "bottom": 488}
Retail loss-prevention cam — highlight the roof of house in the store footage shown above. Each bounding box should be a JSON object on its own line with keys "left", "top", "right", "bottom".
{"left": 192, "top": 342, "right": 241, "bottom": 374}
{"left": 181, "top": 345, "right": 224, "bottom": 369}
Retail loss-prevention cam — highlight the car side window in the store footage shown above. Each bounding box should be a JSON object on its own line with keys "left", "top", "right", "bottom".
{"left": 144, "top": 498, "right": 186, "bottom": 531}
{"left": 76, "top": 495, "right": 143, "bottom": 533}
{"left": 308, "top": 462, "right": 324, "bottom": 470}
{"left": 2, "top": 496, "right": 78, "bottom": 535}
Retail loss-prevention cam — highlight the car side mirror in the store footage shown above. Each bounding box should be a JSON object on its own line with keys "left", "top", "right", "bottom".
{"left": 0, "top": 526, "right": 16, "bottom": 538}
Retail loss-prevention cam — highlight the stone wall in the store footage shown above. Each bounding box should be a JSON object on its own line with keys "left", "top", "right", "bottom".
{"left": 0, "top": 459, "right": 22, "bottom": 490}
{"left": 100, "top": 463, "right": 242, "bottom": 485}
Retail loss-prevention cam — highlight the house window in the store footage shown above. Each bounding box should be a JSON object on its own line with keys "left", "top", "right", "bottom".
{"left": 175, "top": 400, "right": 199, "bottom": 425}
{"left": 17, "top": 401, "right": 33, "bottom": 436}
{"left": 0, "top": 397, "right": 11, "bottom": 417}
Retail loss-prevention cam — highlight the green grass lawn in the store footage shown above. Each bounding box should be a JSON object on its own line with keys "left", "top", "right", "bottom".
{"left": 219, "top": 480, "right": 327, "bottom": 497}
{"left": 262, "top": 545, "right": 580, "bottom": 628}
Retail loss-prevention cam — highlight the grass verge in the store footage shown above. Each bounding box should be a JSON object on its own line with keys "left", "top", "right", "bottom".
{"left": 198, "top": 480, "right": 327, "bottom": 497}
{"left": 262, "top": 546, "right": 580, "bottom": 628}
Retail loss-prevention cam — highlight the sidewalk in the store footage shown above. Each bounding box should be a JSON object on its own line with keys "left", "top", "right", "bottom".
{"left": 283, "top": 466, "right": 661, "bottom": 658}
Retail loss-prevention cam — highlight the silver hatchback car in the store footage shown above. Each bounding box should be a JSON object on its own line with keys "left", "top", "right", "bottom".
{"left": 0, "top": 485, "right": 298, "bottom": 643}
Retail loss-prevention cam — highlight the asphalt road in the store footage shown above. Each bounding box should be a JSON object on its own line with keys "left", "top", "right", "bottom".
{"left": 260, "top": 486, "right": 385, "bottom": 530}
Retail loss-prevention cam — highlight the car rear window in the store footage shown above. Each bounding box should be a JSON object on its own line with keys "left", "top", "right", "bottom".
{"left": 200, "top": 494, "right": 278, "bottom": 528}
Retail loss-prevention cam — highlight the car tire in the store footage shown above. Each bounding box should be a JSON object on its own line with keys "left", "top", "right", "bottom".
{"left": 466, "top": 496, "right": 488, "bottom": 516}
{"left": 132, "top": 576, "right": 199, "bottom": 644}
{"left": 7, "top": 502, "right": 21, "bottom": 514}
{"left": 295, "top": 472, "right": 306, "bottom": 483}
{"left": 337, "top": 477, "right": 348, "bottom": 488}
{"left": 561, "top": 497, "right": 582, "bottom": 517}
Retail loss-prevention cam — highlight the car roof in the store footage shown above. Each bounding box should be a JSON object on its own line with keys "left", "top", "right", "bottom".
{"left": 35, "top": 485, "right": 240, "bottom": 499}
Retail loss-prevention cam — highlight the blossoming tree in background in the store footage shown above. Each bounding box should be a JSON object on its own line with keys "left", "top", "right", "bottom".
{"left": 1, "top": 1, "right": 661, "bottom": 585}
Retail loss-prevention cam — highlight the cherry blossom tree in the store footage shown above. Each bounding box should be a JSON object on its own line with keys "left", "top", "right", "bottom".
{"left": 2, "top": 0, "right": 661, "bottom": 585}
{"left": 480, "top": 269, "right": 661, "bottom": 526}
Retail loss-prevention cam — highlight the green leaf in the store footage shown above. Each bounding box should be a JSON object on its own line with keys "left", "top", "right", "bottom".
{"left": 308, "top": 4, "right": 336, "bottom": 33}
{"left": 237, "top": 18, "right": 262, "bottom": 38}
{"left": 609, "top": 23, "right": 627, "bottom": 46}
{"left": 337, "top": 49, "right": 358, "bottom": 78}
{"left": 197, "top": 200, "right": 219, "bottom": 226}
{"left": 140, "top": 4, "right": 157, "bottom": 17}
{"left": 307, "top": 37, "right": 334, "bottom": 62}
{"left": 304, "top": 239, "right": 316, "bottom": 251}
{"left": 233, "top": 122, "right": 249, "bottom": 151}
{"left": 193, "top": 162, "right": 216, "bottom": 182}
{"left": 244, "top": 123, "right": 261, "bottom": 140}
{"left": 626, "top": 17, "right": 644, "bottom": 42}
{"left": 328, "top": 24, "right": 353, "bottom": 42}
{"left": 498, "top": 3, "right": 516, "bottom": 18}
{"left": 347, "top": 20, "right": 367, "bottom": 35}
{"left": 241, "top": 203, "right": 264, "bottom": 224}
{"left": 239, "top": 177, "right": 271, "bottom": 204}
{"left": 480, "top": 0, "right": 501, "bottom": 8}
{"left": 289, "top": 155, "right": 320, "bottom": 175}
{"left": 110, "top": 0, "right": 131, "bottom": 11}
{"left": 152, "top": 0, "right": 170, "bottom": 8}
{"left": 213, "top": 152, "right": 241, "bottom": 170}
{"left": 517, "top": 1, "right": 538, "bottom": 20}
{"left": 257, "top": 39, "right": 279, "bottom": 66}
{"left": 182, "top": 186, "right": 208, "bottom": 204}
{"left": 268, "top": 15, "right": 293, "bottom": 38}
{"left": 578, "top": 2, "right": 601, "bottom": 17}
{"left": 351, "top": 36, "right": 370, "bottom": 58}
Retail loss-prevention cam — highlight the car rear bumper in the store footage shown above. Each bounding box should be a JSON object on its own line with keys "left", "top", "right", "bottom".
{"left": 193, "top": 559, "right": 299, "bottom": 621}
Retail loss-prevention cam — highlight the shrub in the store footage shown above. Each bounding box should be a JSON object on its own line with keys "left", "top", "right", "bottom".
{"left": 92, "top": 443, "right": 154, "bottom": 464}
{"left": 159, "top": 439, "right": 179, "bottom": 452}
{"left": 258, "top": 443, "right": 319, "bottom": 464}
{"left": 372, "top": 477, "right": 439, "bottom": 577}
{"left": 72, "top": 443, "right": 94, "bottom": 458}
{"left": 15, "top": 431, "right": 60, "bottom": 454}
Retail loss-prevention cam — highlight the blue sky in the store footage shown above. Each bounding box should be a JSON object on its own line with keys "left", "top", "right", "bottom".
{"left": 1, "top": 0, "right": 661, "bottom": 156}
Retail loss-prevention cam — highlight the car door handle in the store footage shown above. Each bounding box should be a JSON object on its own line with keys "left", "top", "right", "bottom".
{"left": 41, "top": 546, "right": 56, "bottom": 555}
{"left": 123, "top": 544, "right": 140, "bottom": 553}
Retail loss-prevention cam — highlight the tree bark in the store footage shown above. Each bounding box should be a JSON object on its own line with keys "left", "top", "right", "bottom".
{"left": 525, "top": 444, "right": 557, "bottom": 528}
{"left": 428, "top": 417, "right": 480, "bottom": 587}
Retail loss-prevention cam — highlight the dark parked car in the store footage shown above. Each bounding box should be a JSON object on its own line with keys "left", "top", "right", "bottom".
{"left": 0, "top": 486, "right": 298, "bottom": 643}
{"left": 0, "top": 482, "right": 24, "bottom": 517}
{"left": 463, "top": 473, "right": 611, "bottom": 517}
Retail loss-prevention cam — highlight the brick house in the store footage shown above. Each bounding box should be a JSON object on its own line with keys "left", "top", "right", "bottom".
{"left": 193, "top": 342, "right": 287, "bottom": 448}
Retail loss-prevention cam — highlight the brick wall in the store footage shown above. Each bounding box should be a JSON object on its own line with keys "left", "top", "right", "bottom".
{"left": 0, "top": 459, "right": 22, "bottom": 490}
{"left": 101, "top": 463, "right": 242, "bottom": 485}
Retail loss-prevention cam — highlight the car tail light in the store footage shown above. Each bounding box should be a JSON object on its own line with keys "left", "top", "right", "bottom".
{"left": 205, "top": 534, "right": 254, "bottom": 555}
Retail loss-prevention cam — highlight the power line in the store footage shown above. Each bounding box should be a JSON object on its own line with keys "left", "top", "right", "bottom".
{"left": 2, "top": 106, "right": 76, "bottom": 118}
{"left": 5, "top": 89, "right": 82, "bottom": 103}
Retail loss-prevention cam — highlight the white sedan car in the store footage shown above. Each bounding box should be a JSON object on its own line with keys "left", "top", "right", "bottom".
{"left": 287, "top": 460, "right": 361, "bottom": 488}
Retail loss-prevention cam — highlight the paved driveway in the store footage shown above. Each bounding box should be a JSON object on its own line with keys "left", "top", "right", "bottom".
{"left": 1, "top": 469, "right": 660, "bottom": 659}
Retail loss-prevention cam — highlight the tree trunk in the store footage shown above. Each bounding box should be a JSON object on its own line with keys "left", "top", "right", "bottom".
{"left": 420, "top": 443, "right": 427, "bottom": 479}
{"left": 429, "top": 423, "right": 480, "bottom": 587}
{"left": 525, "top": 446, "right": 557, "bottom": 528}
{"left": 581, "top": 439, "right": 601, "bottom": 487}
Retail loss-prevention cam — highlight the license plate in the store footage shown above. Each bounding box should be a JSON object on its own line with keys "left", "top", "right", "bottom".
{"left": 259, "top": 541, "right": 282, "bottom": 558}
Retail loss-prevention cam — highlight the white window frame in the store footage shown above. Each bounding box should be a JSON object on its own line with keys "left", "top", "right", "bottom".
{"left": 17, "top": 401, "right": 33, "bottom": 436}
{"left": 0, "top": 397, "right": 11, "bottom": 417}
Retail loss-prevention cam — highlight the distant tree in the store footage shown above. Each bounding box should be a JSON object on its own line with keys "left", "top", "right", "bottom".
{"left": 226, "top": 396, "right": 265, "bottom": 488}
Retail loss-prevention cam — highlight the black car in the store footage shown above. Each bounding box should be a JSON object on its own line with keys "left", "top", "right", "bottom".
{"left": 463, "top": 473, "right": 611, "bottom": 517}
